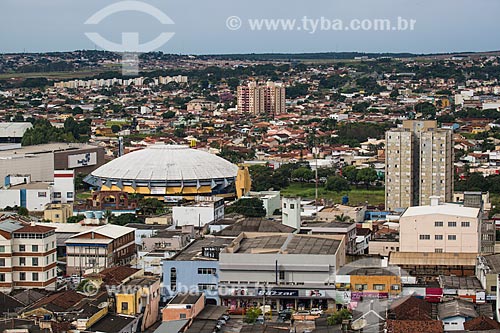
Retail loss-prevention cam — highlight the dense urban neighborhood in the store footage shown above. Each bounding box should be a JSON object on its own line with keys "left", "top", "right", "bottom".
{"left": 2, "top": 49, "right": 500, "bottom": 332}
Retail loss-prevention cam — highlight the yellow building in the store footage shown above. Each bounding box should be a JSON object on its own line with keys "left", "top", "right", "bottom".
{"left": 349, "top": 267, "right": 402, "bottom": 298}
{"left": 44, "top": 203, "right": 73, "bottom": 223}
{"left": 235, "top": 166, "right": 252, "bottom": 198}
{"left": 115, "top": 277, "right": 161, "bottom": 331}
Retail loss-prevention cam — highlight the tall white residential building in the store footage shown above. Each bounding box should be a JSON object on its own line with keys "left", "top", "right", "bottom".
{"left": 0, "top": 218, "right": 57, "bottom": 292}
{"left": 385, "top": 120, "right": 453, "bottom": 211}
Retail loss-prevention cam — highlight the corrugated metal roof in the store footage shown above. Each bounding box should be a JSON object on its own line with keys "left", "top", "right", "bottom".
{"left": 389, "top": 252, "right": 477, "bottom": 266}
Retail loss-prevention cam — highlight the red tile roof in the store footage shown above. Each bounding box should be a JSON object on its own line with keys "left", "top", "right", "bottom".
{"left": 386, "top": 320, "right": 443, "bottom": 333}
{"left": 463, "top": 315, "right": 500, "bottom": 331}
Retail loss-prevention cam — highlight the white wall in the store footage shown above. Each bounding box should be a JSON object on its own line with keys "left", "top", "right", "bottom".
{"left": 442, "top": 316, "right": 465, "bottom": 331}
{"left": 53, "top": 170, "right": 75, "bottom": 203}
{"left": 26, "top": 189, "right": 51, "bottom": 211}
{"left": 172, "top": 206, "right": 214, "bottom": 227}
{"left": 0, "top": 190, "right": 20, "bottom": 208}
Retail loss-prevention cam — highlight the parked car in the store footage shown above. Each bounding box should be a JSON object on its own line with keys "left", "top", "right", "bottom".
{"left": 310, "top": 308, "right": 323, "bottom": 315}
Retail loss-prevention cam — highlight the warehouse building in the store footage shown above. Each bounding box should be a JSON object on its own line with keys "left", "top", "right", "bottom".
{"left": 0, "top": 143, "right": 105, "bottom": 185}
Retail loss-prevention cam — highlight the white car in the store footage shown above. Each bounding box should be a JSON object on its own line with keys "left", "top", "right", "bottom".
{"left": 310, "top": 308, "right": 323, "bottom": 315}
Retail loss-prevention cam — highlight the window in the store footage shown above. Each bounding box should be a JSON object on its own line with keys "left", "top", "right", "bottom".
{"left": 53, "top": 192, "right": 62, "bottom": 199}
{"left": 121, "top": 302, "right": 128, "bottom": 311}
{"left": 448, "top": 222, "right": 457, "bottom": 227}
{"left": 32, "top": 273, "right": 39, "bottom": 281}
{"left": 32, "top": 258, "right": 38, "bottom": 266}
{"left": 19, "top": 245, "right": 25, "bottom": 252}
{"left": 67, "top": 192, "right": 74, "bottom": 199}
{"left": 491, "top": 286, "right": 497, "bottom": 292}
{"left": 419, "top": 235, "right": 430, "bottom": 240}
{"left": 0, "top": 274, "right": 4, "bottom": 282}
{"left": 283, "top": 203, "right": 287, "bottom": 208}
{"left": 435, "top": 235, "right": 443, "bottom": 240}
{"left": 180, "top": 313, "right": 187, "bottom": 319}
{"left": 19, "top": 272, "right": 26, "bottom": 281}
{"left": 0, "top": 246, "right": 4, "bottom": 253}
{"left": 448, "top": 235, "right": 457, "bottom": 240}
{"left": 290, "top": 204, "right": 295, "bottom": 209}
{"left": 435, "top": 248, "right": 443, "bottom": 253}
{"left": 37, "top": 192, "right": 47, "bottom": 198}
{"left": 373, "top": 284, "right": 386, "bottom": 291}
{"left": 198, "top": 268, "right": 216, "bottom": 275}
{"left": 170, "top": 268, "right": 177, "bottom": 291}
{"left": 32, "top": 245, "right": 38, "bottom": 252}
{"left": 355, "top": 284, "right": 368, "bottom": 291}
{"left": 198, "top": 284, "right": 217, "bottom": 291}
{"left": 461, "top": 222, "right": 470, "bottom": 227}
{"left": 279, "top": 271, "right": 285, "bottom": 280}
{"left": 435, "top": 221, "right": 443, "bottom": 227}
{"left": 19, "top": 257, "right": 25, "bottom": 266}
{"left": 391, "top": 284, "right": 400, "bottom": 290}
{"left": 0, "top": 258, "right": 4, "bottom": 266}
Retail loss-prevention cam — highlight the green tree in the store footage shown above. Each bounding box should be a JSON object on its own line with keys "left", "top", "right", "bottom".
{"left": 342, "top": 166, "right": 359, "bottom": 183}
{"left": 327, "top": 308, "right": 351, "bottom": 325}
{"left": 110, "top": 213, "right": 142, "bottom": 226}
{"left": 111, "top": 124, "right": 121, "bottom": 133}
{"left": 291, "top": 167, "right": 314, "bottom": 182}
{"left": 162, "top": 110, "right": 176, "bottom": 119}
{"left": 244, "top": 307, "right": 262, "bottom": 324}
{"left": 325, "top": 176, "right": 350, "bottom": 192}
{"left": 67, "top": 215, "right": 85, "bottom": 223}
{"left": 356, "top": 168, "right": 378, "bottom": 188}
{"left": 226, "top": 198, "right": 266, "bottom": 217}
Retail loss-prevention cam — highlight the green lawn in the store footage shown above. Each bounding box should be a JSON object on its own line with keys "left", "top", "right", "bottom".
{"left": 281, "top": 183, "right": 385, "bottom": 206}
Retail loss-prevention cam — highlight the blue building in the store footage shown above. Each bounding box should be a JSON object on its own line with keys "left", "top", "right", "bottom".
{"left": 162, "top": 237, "right": 232, "bottom": 305}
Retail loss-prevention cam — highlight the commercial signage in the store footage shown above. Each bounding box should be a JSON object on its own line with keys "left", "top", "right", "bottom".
{"left": 257, "top": 289, "right": 299, "bottom": 297}
{"left": 68, "top": 152, "right": 97, "bottom": 168}
{"left": 306, "top": 290, "right": 326, "bottom": 297}
{"left": 351, "top": 292, "right": 389, "bottom": 301}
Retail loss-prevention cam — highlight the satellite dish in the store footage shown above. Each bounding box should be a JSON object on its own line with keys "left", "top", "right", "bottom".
{"left": 98, "top": 302, "right": 108, "bottom": 309}
{"left": 351, "top": 319, "right": 367, "bottom": 330}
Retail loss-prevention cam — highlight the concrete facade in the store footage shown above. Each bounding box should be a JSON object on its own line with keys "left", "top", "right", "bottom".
{"left": 399, "top": 202, "right": 481, "bottom": 254}
{"left": 385, "top": 120, "right": 453, "bottom": 211}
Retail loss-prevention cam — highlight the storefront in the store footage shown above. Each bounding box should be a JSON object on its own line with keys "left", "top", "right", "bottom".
{"left": 220, "top": 286, "right": 335, "bottom": 311}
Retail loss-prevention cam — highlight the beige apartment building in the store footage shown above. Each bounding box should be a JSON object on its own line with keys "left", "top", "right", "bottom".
{"left": 237, "top": 81, "right": 285, "bottom": 115}
{"left": 399, "top": 197, "right": 481, "bottom": 254}
{"left": 0, "top": 219, "right": 57, "bottom": 292}
{"left": 385, "top": 120, "right": 453, "bottom": 211}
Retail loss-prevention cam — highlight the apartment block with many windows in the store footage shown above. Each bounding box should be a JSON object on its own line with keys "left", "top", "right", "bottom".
{"left": 385, "top": 120, "right": 453, "bottom": 211}
{"left": 0, "top": 219, "right": 57, "bottom": 292}
{"left": 237, "top": 81, "right": 285, "bottom": 116}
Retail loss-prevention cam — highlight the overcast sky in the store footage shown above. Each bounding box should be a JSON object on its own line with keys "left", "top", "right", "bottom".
{"left": 1, "top": 0, "right": 499, "bottom": 54}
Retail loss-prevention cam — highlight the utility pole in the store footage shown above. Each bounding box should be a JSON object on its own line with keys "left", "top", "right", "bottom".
{"left": 315, "top": 147, "right": 319, "bottom": 220}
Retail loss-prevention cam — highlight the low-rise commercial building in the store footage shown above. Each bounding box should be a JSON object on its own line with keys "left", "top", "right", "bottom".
{"left": 172, "top": 196, "right": 224, "bottom": 227}
{"left": 162, "top": 293, "right": 205, "bottom": 322}
{"left": 162, "top": 237, "right": 233, "bottom": 305}
{"left": 218, "top": 233, "right": 345, "bottom": 311}
{"left": 399, "top": 198, "right": 482, "bottom": 254}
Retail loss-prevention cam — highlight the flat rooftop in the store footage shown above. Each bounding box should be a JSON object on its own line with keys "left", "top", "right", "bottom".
{"left": 0, "top": 143, "right": 98, "bottom": 158}
{"left": 169, "top": 293, "right": 202, "bottom": 305}
{"left": 234, "top": 234, "right": 342, "bottom": 255}
{"left": 171, "top": 237, "right": 233, "bottom": 261}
